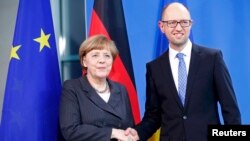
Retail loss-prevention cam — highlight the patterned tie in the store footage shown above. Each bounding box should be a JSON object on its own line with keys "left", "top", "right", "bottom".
{"left": 176, "top": 53, "right": 187, "bottom": 105}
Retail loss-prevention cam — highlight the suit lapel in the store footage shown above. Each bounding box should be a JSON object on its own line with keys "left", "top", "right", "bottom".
{"left": 159, "top": 51, "right": 184, "bottom": 109}
{"left": 184, "top": 45, "right": 201, "bottom": 108}
{"left": 80, "top": 77, "right": 122, "bottom": 118}
{"left": 107, "top": 80, "right": 123, "bottom": 117}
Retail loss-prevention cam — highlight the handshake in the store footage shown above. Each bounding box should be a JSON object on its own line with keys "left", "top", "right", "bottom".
{"left": 111, "top": 127, "right": 139, "bottom": 141}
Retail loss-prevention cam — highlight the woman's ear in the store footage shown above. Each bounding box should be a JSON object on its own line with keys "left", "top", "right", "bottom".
{"left": 82, "top": 57, "right": 87, "bottom": 67}
{"left": 83, "top": 61, "right": 87, "bottom": 67}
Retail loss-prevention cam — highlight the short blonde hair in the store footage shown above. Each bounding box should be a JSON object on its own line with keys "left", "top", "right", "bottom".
{"left": 79, "top": 34, "right": 119, "bottom": 70}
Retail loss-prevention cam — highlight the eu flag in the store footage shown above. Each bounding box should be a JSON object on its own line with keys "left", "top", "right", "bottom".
{"left": 0, "top": 0, "right": 61, "bottom": 141}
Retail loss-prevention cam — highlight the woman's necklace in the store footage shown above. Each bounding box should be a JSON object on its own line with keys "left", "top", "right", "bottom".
{"left": 95, "top": 81, "right": 109, "bottom": 93}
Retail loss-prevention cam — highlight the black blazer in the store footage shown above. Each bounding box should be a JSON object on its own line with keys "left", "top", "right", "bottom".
{"left": 59, "top": 76, "right": 134, "bottom": 141}
{"left": 135, "top": 44, "right": 241, "bottom": 141}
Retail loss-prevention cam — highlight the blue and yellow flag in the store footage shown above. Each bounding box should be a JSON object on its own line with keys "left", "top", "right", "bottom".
{"left": 0, "top": 0, "right": 61, "bottom": 140}
{"left": 155, "top": 0, "right": 190, "bottom": 57}
{"left": 150, "top": 0, "right": 189, "bottom": 141}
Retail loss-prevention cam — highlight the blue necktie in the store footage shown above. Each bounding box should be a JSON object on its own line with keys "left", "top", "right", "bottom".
{"left": 176, "top": 53, "right": 187, "bottom": 105}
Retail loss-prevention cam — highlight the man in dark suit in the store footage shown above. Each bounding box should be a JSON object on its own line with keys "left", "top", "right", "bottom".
{"left": 127, "top": 2, "right": 241, "bottom": 141}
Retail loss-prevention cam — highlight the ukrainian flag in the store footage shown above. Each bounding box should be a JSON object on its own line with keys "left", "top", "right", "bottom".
{"left": 149, "top": 0, "right": 189, "bottom": 140}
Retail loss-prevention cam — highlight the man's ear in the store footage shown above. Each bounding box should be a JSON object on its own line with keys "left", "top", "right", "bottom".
{"left": 158, "top": 21, "right": 165, "bottom": 32}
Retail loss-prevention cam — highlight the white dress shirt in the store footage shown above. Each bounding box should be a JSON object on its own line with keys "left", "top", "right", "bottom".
{"left": 169, "top": 39, "right": 192, "bottom": 91}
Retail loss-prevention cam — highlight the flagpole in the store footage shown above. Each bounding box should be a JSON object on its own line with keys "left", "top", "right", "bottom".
{"left": 84, "top": 0, "right": 88, "bottom": 38}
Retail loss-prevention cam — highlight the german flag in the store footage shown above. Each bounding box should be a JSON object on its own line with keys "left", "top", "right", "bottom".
{"left": 89, "top": 0, "right": 141, "bottom": 124}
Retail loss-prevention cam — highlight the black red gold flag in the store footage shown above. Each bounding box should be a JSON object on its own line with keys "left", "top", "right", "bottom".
{"left": 89, "top": 0, "right": 141, "bottom": 124}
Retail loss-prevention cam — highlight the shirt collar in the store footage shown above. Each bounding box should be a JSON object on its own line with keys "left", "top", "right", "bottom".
{"left": 169, "top": 39, "right": 192, "bottom": 60}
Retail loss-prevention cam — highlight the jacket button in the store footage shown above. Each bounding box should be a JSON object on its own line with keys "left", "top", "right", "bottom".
{"left": 183, "top": 116, "right": 187, "bottom": 119}
{"left": 118, "top": 123, "right": 122, "bottom": 127}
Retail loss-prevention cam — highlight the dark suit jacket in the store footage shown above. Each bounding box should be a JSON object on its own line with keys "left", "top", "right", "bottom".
{"left": 135, "top": 44, "right": 241, "bottom": 141}
{"left": 59, "top": 76, "right": 134, "bottom": 141}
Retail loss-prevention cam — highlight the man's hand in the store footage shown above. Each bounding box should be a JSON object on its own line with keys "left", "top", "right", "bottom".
{"left": 111, "top": 128, "right": 138, "bottom": 141}
{"left": 124, "top": 127, "right": 139, "bottom": 141}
